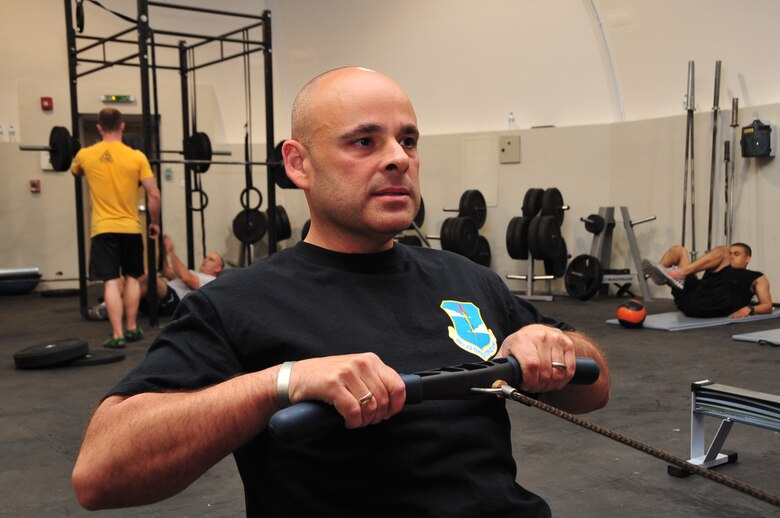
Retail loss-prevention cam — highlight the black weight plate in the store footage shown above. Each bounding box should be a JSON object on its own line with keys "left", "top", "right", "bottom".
{"left": 522, "top": 188, "right": 544, "bottom": 218}
{"left": 543, "top": 236, "right": 568, "bottom": 278}
{"left": 232, "top": 210, "right": 268, "bottom": 244}
{"left": 527, "top": 216, "right": 542, "bottom": 258}
{"left": 301, "top": 219, "right": 311, "bottom": 240}
{"left": 541, "top": 187, "right": 565, "bottom": 226}
{"left": 584, "top": 213, "right": 606, "bottom": 234}
{"left": 271, "top": 140, "right": 299, "bottom": 189}
{"left": 506, "top": 216, "right": 531, "bottom": 260}
{"left": 397, "top": 235, "right": 422, "bottom": 246}
{"left": 187, "top": 132, "right": 212, "bottom": 173}
{"left": 471, "top": 235, "right": 491, "bottom": 267}
{"left": 409, "top": 197, "right": 425, "bottom": 229}
{"left": 458, "top": 190, "right": 487, "bottom": 229}
{"left": 536, "top": 215, "right": 562, "bottom": 260}
{"left": 40, "top": 288, "right": 79, "bottom": 298}
{"left": 66, "top": 349, "right": 126, "bottom": 367}
{"left": 14, "top": 338, "right": 89, "bottom": 369}
{"left": 440, "top": 217, "right": 479, "bottom": 258}
{"left": 49, "top": 126, "right": 73, "bottom": 172}
{"left": 564, "top": 254, "right": 603, "bottom": 301}
{"left": 268, "top": 205, "right": 292, "bottom": 241}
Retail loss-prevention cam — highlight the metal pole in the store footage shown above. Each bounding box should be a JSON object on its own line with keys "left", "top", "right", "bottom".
{"left": 179, "top": 41, "right": 195, "bottom": 269}
{"left": 728, "top": 98, "right": 739, "bottom": 245}
{"left": 137, "top": 0, "right": 159, "bottom": 327}
{"left": 64, "top": 0, "right": 88, "bottom": 319}
{"left": 262, "top": 10, "right": 277, "bottom": 255}
{"left": 707, "top": 60, "right": 721, "bottom": 251}
{"left": 681, "top": 61, "right": 695, "bottom": 250}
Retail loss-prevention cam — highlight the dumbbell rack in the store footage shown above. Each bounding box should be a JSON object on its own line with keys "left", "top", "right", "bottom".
{"left": 589, "top": 206, "right": 653, "bottom": 301}
{"left": 507, "top": 255, "right": 554, "bottom": 302}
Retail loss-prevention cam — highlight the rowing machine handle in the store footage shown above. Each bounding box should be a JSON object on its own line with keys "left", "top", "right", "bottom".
{"left": 269, "top": 356, "right": 599, "bottom": 444}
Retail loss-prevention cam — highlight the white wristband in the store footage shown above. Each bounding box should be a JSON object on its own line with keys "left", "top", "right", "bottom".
{"left": 276, "top": 361, "right": 296, "bottom": 408}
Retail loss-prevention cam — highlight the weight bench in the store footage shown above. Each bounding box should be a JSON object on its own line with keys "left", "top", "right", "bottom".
{"left": 668, "top": 380, "right": 780, "bottom": 477}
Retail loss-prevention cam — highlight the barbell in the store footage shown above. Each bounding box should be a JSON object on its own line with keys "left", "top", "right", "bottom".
{"left": 19, "top": 127, "right": 292, "bottom": 187}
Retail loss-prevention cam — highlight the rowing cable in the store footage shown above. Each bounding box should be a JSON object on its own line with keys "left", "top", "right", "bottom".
{"left": 498, "top": 384, "right": 780, "bottom": 508}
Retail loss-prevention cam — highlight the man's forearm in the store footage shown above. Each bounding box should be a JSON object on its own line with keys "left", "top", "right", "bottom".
{"left": 72, "top": 368, "right": 280, "bottom": 510}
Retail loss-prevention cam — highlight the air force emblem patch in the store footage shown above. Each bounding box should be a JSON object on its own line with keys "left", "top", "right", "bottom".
{"left": 440, "top": 300, "right": 497, "bottom": 360}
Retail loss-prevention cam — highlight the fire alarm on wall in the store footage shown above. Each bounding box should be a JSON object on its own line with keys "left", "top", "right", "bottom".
{"left": 40, "top": 97, "right": 53, "bottom": 111}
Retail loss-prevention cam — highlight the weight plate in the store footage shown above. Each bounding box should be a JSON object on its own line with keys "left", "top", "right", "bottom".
{"left": 301, "top": 219, "right": 311, "bottom": 241}
{"left": 471, "top": 235, "right": 491, "bottom": 267}
{"left": 440, "top": 217, "right": 479, "bottom": 258}
{"left": 564, "top": 254, "right": 603, "bottom": 301}
{"left": 232, "top": 210, "right": 268, "bottom": 244}
{"left": 14, "top": 338, "right": 89, "bottom": 369}
{"left": 505, "top": 216, "right": 531, "bottom": 260}
{"left": 409, "top": 197, "right": 425, "bottom": 229}
{"left": 66, "top": 349, "right": 126, "bottom": 367}
{"left": 543, "top": 236, "right": 568, "bottom": 278}
{"left": 522, "top": 188, "right": 544, "bottom": 218}
{"left": 268, "top": 205, "right": 292, "bottom": 241}
{"left": 49, "top": 126, "right": 73, "bottom": 172}
{"left": 187, "top": 132, "right": 212, "bottom": 173}
{"left": 271, "top": 140, "right": 299, "bottom": 189}
{"left": 541, "top": 187, "right": 565, "bottom": 226}
{"left": 584, "top": 213, "right": 606, "bottom": 234}
{"left": 527, "top": 216, "right": 542, "bottom": 258}
{"left": 458, "top": 190, "right": 487, "bottom": 229}
{"left": 536, "top": 215, "right": 562, "bottom": 260}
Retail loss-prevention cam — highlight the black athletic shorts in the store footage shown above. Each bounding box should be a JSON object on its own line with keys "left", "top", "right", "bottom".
{"left": 89, "top": 233, "right": 144, "bottom": 281}
{"left": 139, "top": 284, "right": 181, "bottom": 317}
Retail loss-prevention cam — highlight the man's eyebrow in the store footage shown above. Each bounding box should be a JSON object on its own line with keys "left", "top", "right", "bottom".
{"left": 339, "top": 124, "right": 382, "bottom": 141}
{"left": 338, "top": 123, "right": 420, "bottom": 141}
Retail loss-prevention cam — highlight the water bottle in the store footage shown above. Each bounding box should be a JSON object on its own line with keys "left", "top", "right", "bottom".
{"left": 508, "top": 112, "right": 516, "bottom": 130}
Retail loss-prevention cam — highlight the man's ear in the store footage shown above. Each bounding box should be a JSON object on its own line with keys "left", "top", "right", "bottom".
{"left": 282, "top": 140, "right": 309, "bottom": 189}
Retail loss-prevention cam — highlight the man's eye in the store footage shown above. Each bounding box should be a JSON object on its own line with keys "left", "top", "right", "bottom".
{"left": 355, "top": 137, "right": 372, "bottom": 147}
{"left": 401, "top": 137, "right": 417, "bottom": 148}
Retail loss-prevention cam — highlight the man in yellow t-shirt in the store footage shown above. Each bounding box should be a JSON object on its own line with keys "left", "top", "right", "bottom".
{"left": 71, "top": 108, "right": 161, "bottom": 349}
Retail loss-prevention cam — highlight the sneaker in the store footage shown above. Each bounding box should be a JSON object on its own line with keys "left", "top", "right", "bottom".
{"left": 124, "top": 328, "right": 144, "bottom": 342}
{"left": 103, "top": 336, "right": 126, "bottom": 349}
{"left": 641, "top": 259, "right": 685, "bottom": 290}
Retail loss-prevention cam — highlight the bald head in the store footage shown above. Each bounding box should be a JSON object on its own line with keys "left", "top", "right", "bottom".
{"left": 291, "top": 67, "right": 413, "bottom": 147}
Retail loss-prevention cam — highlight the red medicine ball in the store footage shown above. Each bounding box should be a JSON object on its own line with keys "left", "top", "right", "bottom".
{"left": 616, "top": 299, "right": 646, "bottom": 328}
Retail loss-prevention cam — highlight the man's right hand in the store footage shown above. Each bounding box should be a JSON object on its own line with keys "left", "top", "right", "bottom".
{"left": 283, "top": 353, "right": 406, "bottom": 429}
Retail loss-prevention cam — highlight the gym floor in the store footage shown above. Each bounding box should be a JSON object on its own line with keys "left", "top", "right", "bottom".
{"left": 2, "top": 289, "right": 778, "bottom": 517}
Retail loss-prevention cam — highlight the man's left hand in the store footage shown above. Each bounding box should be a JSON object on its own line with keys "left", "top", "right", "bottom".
{"left": 495, "top": 324, "right": 575, "bottom": 394}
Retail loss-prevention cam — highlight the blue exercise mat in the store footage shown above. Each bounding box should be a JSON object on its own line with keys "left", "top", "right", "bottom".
{"left": 606, "top": 309, "right": 780, "bottom": 331}
{"left": 732, "top": 328, "right": 780, "bottom": 346}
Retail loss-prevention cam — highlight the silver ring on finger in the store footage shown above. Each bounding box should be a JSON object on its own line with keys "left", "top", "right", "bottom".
{"left": 358, "top": 391, "right": 374, "bottom": 406}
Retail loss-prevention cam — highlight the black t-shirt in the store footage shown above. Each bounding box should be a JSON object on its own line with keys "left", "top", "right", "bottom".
{"left": 111, "top": 242, "right": 571, "bottom": 517}
{"left": 673, "top": 266, "right": 763, "bottom": 318}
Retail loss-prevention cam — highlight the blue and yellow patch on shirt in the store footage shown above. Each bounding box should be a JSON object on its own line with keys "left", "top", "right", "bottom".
{"left": 440, "top": 300, "right": 497, "bottom": 360}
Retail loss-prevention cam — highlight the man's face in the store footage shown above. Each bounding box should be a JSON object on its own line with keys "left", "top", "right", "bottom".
{"left": 729, "top": 246, "right": 750, "bottom": 269}
{"left": 298, "top": 71, "right": 421, "bottom": 249}
{"left": 200, "top": 253, "right": 223, "bottom": 275}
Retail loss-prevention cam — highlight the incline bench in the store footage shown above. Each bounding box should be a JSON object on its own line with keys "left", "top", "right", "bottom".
{"left": 668, "top": 380, "right": 780, "bottom": 477}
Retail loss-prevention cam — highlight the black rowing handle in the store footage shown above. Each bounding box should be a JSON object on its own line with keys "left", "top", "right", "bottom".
{"left": 269, "top": 356, "right": 599, "bottom": 443}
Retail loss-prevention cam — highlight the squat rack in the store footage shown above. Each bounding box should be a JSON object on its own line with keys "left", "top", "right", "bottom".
{"left": 62, "top": 0, "right": 276, "bottom": 326}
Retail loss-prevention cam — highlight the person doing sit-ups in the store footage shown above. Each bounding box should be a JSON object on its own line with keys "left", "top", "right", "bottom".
{"left": 643, "top": 243, "right": 772, "bottom": 318}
